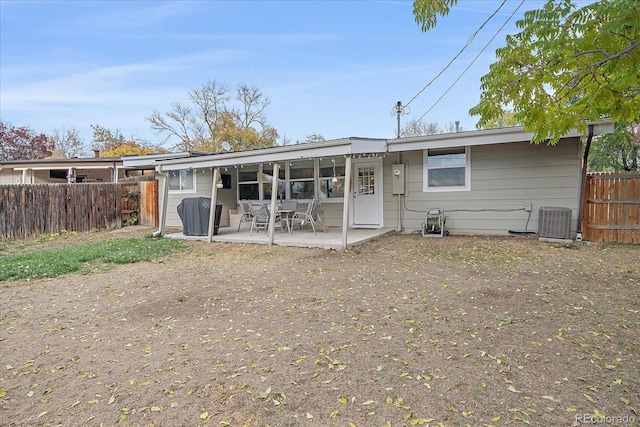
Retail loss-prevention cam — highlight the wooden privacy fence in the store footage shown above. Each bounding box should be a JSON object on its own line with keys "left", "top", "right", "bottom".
{"left": 0, "top": 180, "right": 158, "bottom": 240}
{"left": 582, "top": 172, "right": 640, "bottom": 244}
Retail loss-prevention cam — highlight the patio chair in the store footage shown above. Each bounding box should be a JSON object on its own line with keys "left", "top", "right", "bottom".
{"left": 249, "top": 203, "right": 270, "bottom": 234}
{"left": 292, "top": 198, "right": 325, "bottom": 234}
{"left": 280, "top": 199, "right": 298, "bottom": 211}
{"left": 237, "top": 200, "right": 254, "bottom": 231}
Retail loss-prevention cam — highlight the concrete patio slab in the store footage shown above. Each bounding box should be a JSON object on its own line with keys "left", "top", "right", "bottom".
{"left": 165, "top": 226, "right": 395, "bottom": 250}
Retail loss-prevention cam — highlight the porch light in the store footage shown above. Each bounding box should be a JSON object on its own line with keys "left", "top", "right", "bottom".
{"left": 332, "top": 159, "right": 338, "bottom": 183}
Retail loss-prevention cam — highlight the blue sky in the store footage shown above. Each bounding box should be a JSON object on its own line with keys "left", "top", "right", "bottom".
{"left": 1, "top": 0, "right": 547, "bottom": 149}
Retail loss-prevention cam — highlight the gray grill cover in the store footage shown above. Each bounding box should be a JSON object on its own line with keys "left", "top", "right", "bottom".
{"left": 177, "top": 197, "right": 222, "bottom": 236}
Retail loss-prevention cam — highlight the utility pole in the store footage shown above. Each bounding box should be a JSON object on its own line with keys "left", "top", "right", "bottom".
{"left": 395, "top": 101, "right": 403, "bottom": 138}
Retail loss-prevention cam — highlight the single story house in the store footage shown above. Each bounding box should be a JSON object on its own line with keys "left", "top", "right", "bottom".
{"left": 0, "top": 152, "right": 155, "bottom": 184}
{"left": 122, "top": 123, "right": 613, "bottom": 248}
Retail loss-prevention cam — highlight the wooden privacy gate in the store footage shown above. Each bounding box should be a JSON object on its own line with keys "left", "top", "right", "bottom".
{"left": 0, "top": 180, "right": 158, "bottom": 240}
{"left": 119, "top": 180, "right": 159, "bottom": 228}
{"left": 582, "top": 172, "right": 640, "bottom": 244}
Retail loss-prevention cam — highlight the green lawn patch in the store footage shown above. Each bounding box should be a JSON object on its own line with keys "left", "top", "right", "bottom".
{"left": 0, "top": 237, "right": 184, "bottom": 281}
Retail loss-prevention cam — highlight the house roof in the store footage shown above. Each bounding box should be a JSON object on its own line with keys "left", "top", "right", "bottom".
{"left": 121, "top": 122, "right": 614, "bottom": 172}
{"left": 0, "top": 156, "right": 123, "bottom": 171}
{"left": 387, "top": 122, "right": 614, "bottom": 152}
{"left": 122, "top": 137, "right": 388, "bottom": 171}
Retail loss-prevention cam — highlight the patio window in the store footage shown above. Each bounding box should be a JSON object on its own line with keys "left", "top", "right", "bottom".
{"left": 262, "top": 165, "right": 286, "bottom": 200}
{"left": 238, "top": 165, "right": 259, "bottom": 200}
{"left": 168, "top": 169, "right": 195, "bottom": 192}
{"left": 289, "top": 160, "right": 315, "bottom": 199}
{"left": 319, "top": 158, "right": 345, "bottom": 199}
{"left": 424, "top": 147, "right": 470, "bottom": 191}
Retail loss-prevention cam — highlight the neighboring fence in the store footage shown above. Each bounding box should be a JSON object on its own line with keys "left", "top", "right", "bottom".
{"left": 582, "top": 172, "right": 640, "bottom": 244}
{"left": 0, "top": 180, "right": 158, "bottom": 240}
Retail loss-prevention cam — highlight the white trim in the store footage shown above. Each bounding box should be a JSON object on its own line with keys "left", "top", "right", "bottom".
{"left": 423, "top": 146, "right": 471, "bottom": 192}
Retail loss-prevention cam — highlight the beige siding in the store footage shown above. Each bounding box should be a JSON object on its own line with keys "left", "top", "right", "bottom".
{"left": 383, "top": 138, "right": 582, "bottom": 236}
{"left": 0, "top": 169, "right": 21, "bottom": 185}
{"left": 165, "top": 169, "right": 238, "bottom": 229}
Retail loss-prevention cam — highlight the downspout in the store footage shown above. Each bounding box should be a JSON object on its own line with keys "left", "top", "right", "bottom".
{"left": 152, "top": 166, "right": 170, "bottom": 237}
{"left": 576, "top": 124, "right": 594, "bottom": 241}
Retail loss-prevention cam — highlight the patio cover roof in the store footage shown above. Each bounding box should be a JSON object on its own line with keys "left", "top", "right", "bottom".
{"left": 121, "top": 138, "right": 388, "bottom": 171}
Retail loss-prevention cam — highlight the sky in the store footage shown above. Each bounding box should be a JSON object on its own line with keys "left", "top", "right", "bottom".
{"left": 1, "top": 0, "right": 550, "bottom": 150}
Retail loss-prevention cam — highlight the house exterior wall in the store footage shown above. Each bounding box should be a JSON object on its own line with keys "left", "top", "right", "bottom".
{"left": 383, "top": 138, "right": 582, "bottom": 236}
{"left": 0, "top": 168, "right": 21, "bottom": 184}
{"left": 164, "top": 168, "right": 237, "bottom": 229}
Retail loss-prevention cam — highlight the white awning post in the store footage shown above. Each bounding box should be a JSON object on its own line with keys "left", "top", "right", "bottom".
{"left": 341, "top": 155, "right": 352, "bottom": 250}
{"left": 267, "top": 162, "right": 279, "bottom": 245}
{"left": 207, "top": 168, "right": 220, "bottom": 243}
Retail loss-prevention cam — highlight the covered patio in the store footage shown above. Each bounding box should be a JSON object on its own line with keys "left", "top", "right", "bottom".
{"left": 165, "top": 225, "right": 395, "bottom": 250}
{"left": 122, "top": 137, "right": 391, "bottom": 251}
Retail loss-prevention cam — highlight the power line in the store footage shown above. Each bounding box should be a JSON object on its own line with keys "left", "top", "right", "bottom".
{"left": 415, "top": 0, "right": 526, "bottom": 123}
{"left": 404, "top": 0, "right": 508, "bottom": 110}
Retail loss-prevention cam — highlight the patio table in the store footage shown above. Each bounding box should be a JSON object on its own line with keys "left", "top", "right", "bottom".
{"left": 278, "top": 209, "right": 295, "bottom": 233}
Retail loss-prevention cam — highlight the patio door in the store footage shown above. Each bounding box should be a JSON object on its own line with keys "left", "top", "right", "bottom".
{"left": 352, "top": 159, "right": 383, "bottom": 228}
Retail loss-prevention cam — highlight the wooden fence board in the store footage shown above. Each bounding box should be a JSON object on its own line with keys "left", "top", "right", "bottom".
{"left": 0, "top": 181, "right": 159, "bottom": 240}
{"left": 583, "top": 172, "right": 640, "bottom": 244}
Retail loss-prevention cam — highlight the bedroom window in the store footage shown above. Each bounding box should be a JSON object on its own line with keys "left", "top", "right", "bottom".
{"left": 168, "top": 169, "right": 195, "bottom": 192}
{"left": 424, "top": 147, "right": 469, "bottom": 191}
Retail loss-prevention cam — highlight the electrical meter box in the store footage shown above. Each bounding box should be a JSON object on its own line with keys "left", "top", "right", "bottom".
{"left": 392, "top": 164, "right": 405, "bottom": 195}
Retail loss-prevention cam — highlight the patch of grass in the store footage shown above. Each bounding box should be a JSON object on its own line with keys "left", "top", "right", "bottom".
{"left": 0, "top": 237, "right": 184, "bottom": 281}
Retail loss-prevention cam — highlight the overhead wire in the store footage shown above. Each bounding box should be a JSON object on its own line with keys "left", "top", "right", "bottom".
{"left": 403, "top": 0, "right": 508, "bottom": 109}
{"left": 414, "top": 0, "right": 526, "bottom": 123}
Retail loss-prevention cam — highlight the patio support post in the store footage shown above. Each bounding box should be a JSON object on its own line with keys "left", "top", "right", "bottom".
{"left": 153, "top": 166, "right": 169, "bottom": 237}
{"left": 341, "top": 155, "right": 352, "bottom": 250}
{"left": 267, "top": 162, "right": 279, "bottom": 245}
{"left": 207, "top": 167, "right": 220, "bottom": 243}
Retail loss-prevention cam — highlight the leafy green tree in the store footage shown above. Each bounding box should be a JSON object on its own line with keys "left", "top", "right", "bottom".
{"left": 480, "top": 110, "right": 519, "bottom": 130}
{"left": 589, "top": 122, "right": 640, "bottom": 171}
{"left": 147, "top": 81, "right": 278, "bottom": 152}
{"left": 413, "top": 0, "right": 640, "bottom": 143}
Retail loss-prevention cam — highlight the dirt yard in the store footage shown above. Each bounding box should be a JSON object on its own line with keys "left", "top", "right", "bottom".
{"left": 1, "top": 230, "right": 638, "bottom": 427}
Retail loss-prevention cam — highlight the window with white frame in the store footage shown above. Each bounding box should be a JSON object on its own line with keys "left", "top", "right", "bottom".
{"left": 262, "top": 164, "right": 286, "bottom": 200}
{"left": 168, "top": 169, "right": 195, "bottom": 192}
{"left": 289, "top": 160, "right": 315, "bottom": 200}
{"left": 424, "top": 147, "right": 469, "bottom": 191}
{"left": 235, "top": 159, "right": 351, "bottom": 202}
{"left": 319, "top": 158, "right": 345, "bottom": 199}
{"left": 238, "top": 164, "right": 259, "bottom": 200}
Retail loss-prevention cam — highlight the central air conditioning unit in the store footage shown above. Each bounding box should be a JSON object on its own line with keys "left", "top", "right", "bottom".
{"left": 538, "top": 206, "right": 572, "bottom": 239}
